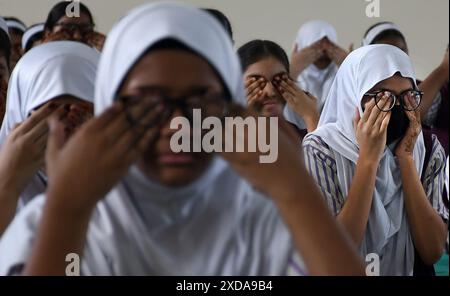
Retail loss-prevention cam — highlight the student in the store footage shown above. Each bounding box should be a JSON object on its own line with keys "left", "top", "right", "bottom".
{"left": 0, "top": 17, "right": 11, "bottom": 124}
{"left": 238, "top": 39, "right": 319, "bottom": 138}
{"left": 303, "top": 44, "right": 448, "bottom": 275}
{"left": 0, "top": 2, "right": 363, "bottom": 276}
{"left": 0, "top": 41, "right": 98, "bottom": 233}
{"left": 362, "top": 22, "right": 449, "bottom": 155}
{"left": 284, "top": 20, "right": 349, "bottom": 131}
{"left": 22, "top": 23, "right": 45, "bottom": 53}
{"left": 42, "top": 1, "right": 105, "bottom": 51}
{"left": 4, "top": 17, "right": 26, "bottom": 70}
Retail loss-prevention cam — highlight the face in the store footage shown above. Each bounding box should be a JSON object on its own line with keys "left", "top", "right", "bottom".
{"left": 50, "top": 12, "right": 93, "bottom": 41}
{"left": 361, "top": 74, "right": 414, "bottom": 109}
{"left": 8, "top": 30, "right": 22, "bottom": 70}
{"left": 314, "top": 37, "right": 332, "bottom": 69}
{"left": 118, "top": 49, "right": 225, "bottom": 187}
{"left": 374, "top": 37, "right": 409, "bottom": 55}
{"left": 33, "top": 95, "right": 93, "bottom": 141}
{"left": 244, "top": 56, "right": 287, "bottom": 117}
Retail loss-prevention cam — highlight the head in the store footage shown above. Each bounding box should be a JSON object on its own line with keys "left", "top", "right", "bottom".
{"left": 318, "top": 45, "right": 419, "bottom": 152}
{"left": 296, "top": 20, "right": 337, "bottom": 70}
{"left": 238, "top": 40, "right": 289, "bottom": 116}
{"left": 364, "top": 22, "right": 408, "bottom": 54}
{"left": 203, "top": 8, "right": 233, "bottom": 43}
{"left": 314, "top": 37, "right": 333, "bottom": 69}
{"left": 96, "top": 3, "right": 242, "bottom": 188}
{"left": 117, "top": 39, "right": 228, "bottom": 186}
{"left": 4, "top": 17, "right": 25, "bottom": 70}
{"left": 0, "top": 41, "right": 98, "bottom": 154}
{"left": 44, "top": 1, "right": 94, "bottom": 41}
{"left": 361, "top": 73, "right": 416, "bottom": 146}
{"left": 22, "top": 24, "right": 45, "bottom": 53}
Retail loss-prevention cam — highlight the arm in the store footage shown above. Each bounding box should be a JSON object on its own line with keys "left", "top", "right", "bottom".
{"left": 394, "top": 98, "right": 447, "bottom": 265}
{"left": 274, "top": 74, "right": 319, "bottom": 133}
{"left": 335, "top": 100, "right": 391, "bottom": 246}
{"left": 0, "top": 102, "right": 61, "bottom": 235}
{"left": 24, "top": 100, "right": 160, "bottom": 275}
{"left": 418, "top": 48, "right": 448, "bottom": 121}
{"left": 397, "top": 156, "right": 447, "bottom": 265}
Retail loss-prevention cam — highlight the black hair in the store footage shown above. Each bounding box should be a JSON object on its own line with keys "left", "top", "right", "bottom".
{"left": 44, "top": 1, "right": 94, "bottom": 32}
{"left": 0, "top": 29, "right": 11, "bottom": 70}
{"left": 4, "top": 16, "right": 26, "bottom": 35}
{"left": 203, "top": 8, "right": 234, "bottom": 43}
{"left": 23, "top": 24, "right": 45, "bottom": 52}
{"left": 365, "top": 22, "right": 406, "bottom": 45}
{"left": 237, "top": 39, "right": 289, "bottom": 72}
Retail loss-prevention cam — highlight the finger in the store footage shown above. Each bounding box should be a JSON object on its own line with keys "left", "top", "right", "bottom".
{"left": 246, "top": 78, "right": 265, "bottom": 96}
{"left": 248, "top": 89, "right": 264, "bottom": 109}
{"left": 379, "top": 111, "right": 391, "bottom": 133}
{"left": 361, "top": 100, "right": 376, "bottom": 122}
{"left": 17, "top": 101, "right": 58, "bottom": 136}
{"left": 87, "top": 101, "right": 124, "bottom": 131}
{"left": 366, "top": 99, "right": 383, "bottom": 126}
{"left": 46, "top": 116, "right": 66, "bottom": 163}
{"left": 374, "top": 106, "right": 389, "bottom": 131}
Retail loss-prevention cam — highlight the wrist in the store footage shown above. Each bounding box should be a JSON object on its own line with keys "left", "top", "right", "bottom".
{"left": 303, "top": 112, "right": 319, "bottom": 132}
{"left": 356, "top": 153, "right": 380, "bottom": 171}
{"left": 46, "top": 182, "right": 97, "bottom": 216}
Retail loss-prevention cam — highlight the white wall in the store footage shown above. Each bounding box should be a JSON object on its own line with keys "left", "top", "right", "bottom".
{"left": 1, "top": 0, "right": 448, "bottom": 78}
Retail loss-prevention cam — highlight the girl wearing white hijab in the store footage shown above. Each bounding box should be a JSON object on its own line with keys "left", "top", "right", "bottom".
{"left": 22, "top": 23, "right": 45, "bottom": 53}
{"left": 0, "top": 2, "right": 364, "bottom": 276}
{"left": 284, "top": 20, "right": 349, "bottom": 131}
{"left": 303, "top": 45, "right": 448, "bottom": 275}
{"left": 0, "top": 41, "right": 98, "bottom": 233}
{"left": 362, "top": 22, "right": 449, "bottom": 156}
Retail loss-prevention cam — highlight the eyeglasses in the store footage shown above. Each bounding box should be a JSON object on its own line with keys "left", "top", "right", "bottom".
{"left": 364, "top": 89, "right": 423, "bottom": 112}
{"left": 116, "top": 90, "right": 230, "bottom": 126}
{"left": 54, "top": 23, "right": 94, "bottom": 34}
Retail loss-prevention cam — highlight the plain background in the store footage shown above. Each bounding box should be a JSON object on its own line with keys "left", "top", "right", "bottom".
{"left": 1, "top": 0, "right": 448, "bottom": 78}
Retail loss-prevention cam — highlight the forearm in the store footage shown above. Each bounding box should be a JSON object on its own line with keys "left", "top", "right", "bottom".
{"left": 418, "top": 65, "right": 448, "bottom": 120}
{"left": 0, "top": 186, "right": 20, "bottom": 235}
{"left": 336, "top": 158, "right": 377, "bottom": 246}
{"left": 24, "top": 190, "right": 93, "bottom": 275}
{"left": 304, "top": 113, "right": 319, "bottom": 133}
{"left": 0, "top": 177, "right": 23, "bottom": 235}
{"left": 398, "top": 156, "right": 447, "bottom": 264}
{"left": 275, "top": 171, "right": 365, "bottom": 275}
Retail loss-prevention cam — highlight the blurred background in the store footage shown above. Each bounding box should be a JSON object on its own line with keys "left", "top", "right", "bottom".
{"left": 1, "top": 0, "right": 448, "bottom": 78}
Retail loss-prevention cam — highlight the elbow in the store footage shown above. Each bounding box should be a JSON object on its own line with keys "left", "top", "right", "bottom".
{"left": 420, "top": 245, "right": 445, "bottom": 266}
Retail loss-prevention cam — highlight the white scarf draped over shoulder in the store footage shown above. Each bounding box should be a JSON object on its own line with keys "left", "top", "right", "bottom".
{"left": 306, "top": 44, "right": 425, "bottom": 275}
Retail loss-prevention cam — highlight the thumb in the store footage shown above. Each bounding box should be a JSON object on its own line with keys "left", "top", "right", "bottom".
{"left": 47, "top": 116, "right": 65, "bottom": 160}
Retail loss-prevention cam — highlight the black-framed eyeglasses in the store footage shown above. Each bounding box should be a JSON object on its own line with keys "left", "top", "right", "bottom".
{"left": 364, "top": 89, "right": 423, "bottom": 112}
{"left": 54, "top": 22, "right": 94, "bottom": 34}
{"left": 116, "top": 90, "right": 230, "bottom": 126}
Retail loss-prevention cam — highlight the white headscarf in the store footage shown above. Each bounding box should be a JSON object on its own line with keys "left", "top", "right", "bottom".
{"left": 283, "top": 20, "right": 339, "bottom": 130}
{"left": 0, "top": 17, "right": 9, "bottom": 38}
{"left": 5, "top": 19, "right": 26, "bottom": 33}
{"left": 0, "top": 2, "right": 301, "bottom": 276}
{"left": 0, "top": 41, "right": 99, "bottom": 206}
{"left": 362, "top": 22, "right": 403, "bottom": 46}
{"left": 308, "top": 45, "right": 425, "bottom": 275}
{"left": 21, "top": 23, "right": 44, "bottom": 50}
